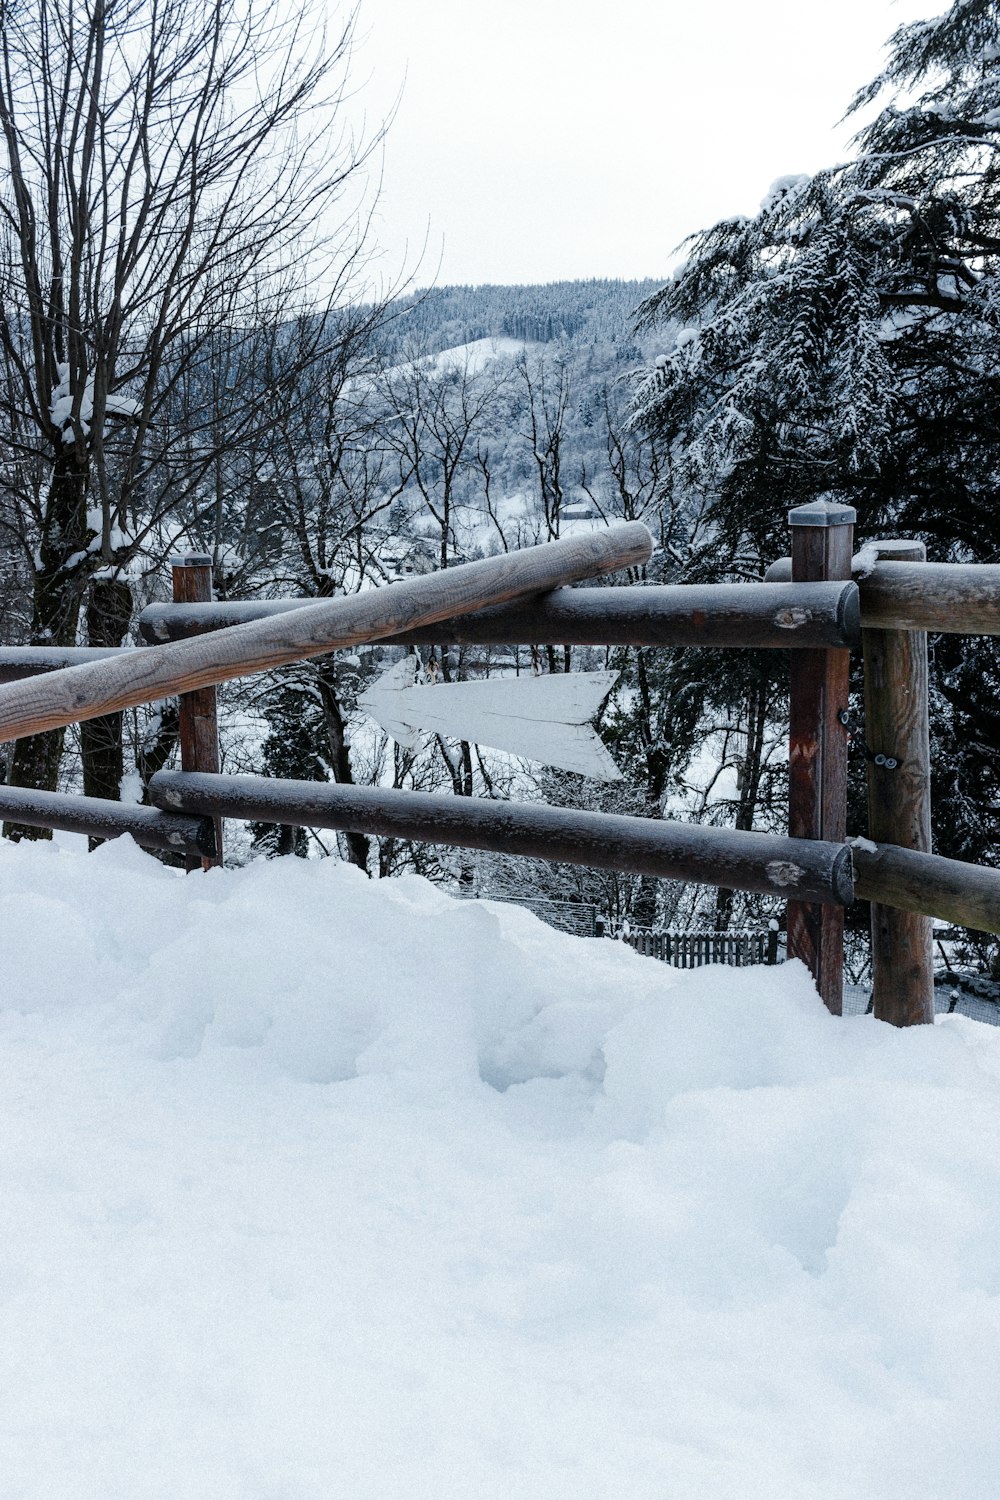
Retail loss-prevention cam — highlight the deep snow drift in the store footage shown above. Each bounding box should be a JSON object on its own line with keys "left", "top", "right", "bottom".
{"left": 1, "top": 838, "right": 998, "bottom": 1499}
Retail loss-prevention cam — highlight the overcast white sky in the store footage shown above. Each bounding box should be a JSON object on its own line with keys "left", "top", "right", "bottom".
{"left": 353, "top": 0, "right": 936, "bottom": 288}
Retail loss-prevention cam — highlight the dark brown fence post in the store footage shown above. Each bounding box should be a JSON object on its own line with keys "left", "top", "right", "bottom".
{"left": 171, "top": 555, "right": 223, "bottom": 871}
{"left": 787, "top": 501, "right": 855, "bottom": 1013}
{"left": 861, "top": 541, "right": 934, "bottom": 1025}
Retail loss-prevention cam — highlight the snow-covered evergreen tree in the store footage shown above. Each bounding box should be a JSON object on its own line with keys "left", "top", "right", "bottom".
{"left": 635, "top": 0, "right": 1000, "bottom": 887}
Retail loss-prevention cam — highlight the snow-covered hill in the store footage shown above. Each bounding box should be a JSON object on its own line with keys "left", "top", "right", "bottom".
{"left": 2, "top": 838, "right": 999, "bottom": 1497}
{"left": 421, "top": 334, "right": 533, "bottom": 376}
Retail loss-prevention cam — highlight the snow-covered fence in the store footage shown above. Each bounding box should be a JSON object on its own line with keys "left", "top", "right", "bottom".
{"left": 619, "top": 926, "right": 781, "bottom": 969}
{"left": 0, "top": 783, "right": 213, "bottom": 858}
{"left": 5, "top": 515, "right": 1000, "bottom": 1027}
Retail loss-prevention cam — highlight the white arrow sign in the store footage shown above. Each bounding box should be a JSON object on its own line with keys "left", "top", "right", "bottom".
{"left": 359, "top": 658, "right": 623, "bottom": 780}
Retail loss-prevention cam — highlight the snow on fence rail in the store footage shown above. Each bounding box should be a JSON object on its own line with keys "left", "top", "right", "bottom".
{"left": 4, "top": 512, "right": 1000, "bottom": 1026}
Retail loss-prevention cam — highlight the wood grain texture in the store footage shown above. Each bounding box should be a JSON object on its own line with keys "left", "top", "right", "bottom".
{"left": 852, "top": 841, "right": 1000, "bottom": 935}
{"left": 862, "top": 542, "right": 934, "bottom": 1026}
{"left": 0, "top": 525, "right": 652, "bottom": 743}
{"left": 0, "top": 785, "right": 215, "bottom": 855}
{"left": 787, "top": 515, "right": 854, "bottom": 1014}
{"left": 137, "top": 581, "right": 861, "bottom": 650}
{"left": 149, "top": 770, "right": 855, "bottom": 906}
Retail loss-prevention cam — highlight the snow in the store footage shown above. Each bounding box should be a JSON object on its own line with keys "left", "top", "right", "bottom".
{"left": 1, "top": 837, "right": 999, "bottom": 1498}
{"left": 369, "top": 337, "right": 536, "bottom": 393}
{"left": 359, "top": 657, "right": 624, "bottom": 779}
{"left": 49, "top": 363, "right": 140, "bottom": 444}
{"left": 424, "top": 335, "right": 532, "bottom": 377}
{"left": 118, "top": 768, "right": 144, "bottom": 804}
{"left": 760, "top": 175, "right": 811, "bottom": 212}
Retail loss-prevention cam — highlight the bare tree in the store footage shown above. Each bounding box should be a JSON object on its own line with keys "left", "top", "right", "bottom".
{"left": 376, "top": 347, "right": 511, "bottom": 821}
{"left": 517, "top": 350, "right": 571, "bottom": 545}
{"left": 580, "top": 383, "right": 663, "bottom": 537}
{"left": 223, "top": 327, "right": 411, "bottom": 872}
{"left": 380, "top": 348, "right": 506, "bottom": 574}
{"left": 0, "top": 0, "right": 384, "bottom": 821}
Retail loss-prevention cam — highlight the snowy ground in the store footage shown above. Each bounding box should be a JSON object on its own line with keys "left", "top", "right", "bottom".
{"left": 2, "top": 838, "right": 999, "bottom": 1499}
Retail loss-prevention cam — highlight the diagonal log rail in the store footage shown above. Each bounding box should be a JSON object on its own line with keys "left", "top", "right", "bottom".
{"left": 135, "top": 581, "right": 862, "bottom": 651}
{"left": 149, "top": 770, "right": 855, "bottom": 907}
{"left": 0, "top": 785, "right": 216, "bottom": 857}
{"left": 0, "top": 525, "right": 652, "bottom": 742}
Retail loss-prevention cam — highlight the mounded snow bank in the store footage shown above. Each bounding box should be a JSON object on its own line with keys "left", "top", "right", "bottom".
{"left": 1, "top": 838, "right": 998, "bottom": 1499}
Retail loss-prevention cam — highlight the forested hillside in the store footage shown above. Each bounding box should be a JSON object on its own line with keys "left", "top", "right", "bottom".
{"left": 384, "top": 279, "right": 662, "bottom": 358}
{"left": 0, "top": 270, "right": 687, "bottom": 929}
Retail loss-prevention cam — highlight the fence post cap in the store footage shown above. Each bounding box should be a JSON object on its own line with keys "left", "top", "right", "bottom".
{"left": 864, "top": 538, "right": 927, "bottom": 563}
{"left": 788, "top": 500, "right": 857, "bottom": 528}
{"left": 169, "top": 553, "right": 213, "bottom": 568}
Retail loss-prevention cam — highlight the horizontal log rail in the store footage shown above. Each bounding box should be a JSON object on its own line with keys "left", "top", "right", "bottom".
{"left": 9, "top": 771, "right": 996, "bottom": 937}
{"left": 0, "top": 785, "right": 216, "bottom": 857}
{"left": 142, "top": 771, "right": 1000, "bottom": 936}
{"left": 851, "top": 839, "right": 1000, "bottom": 937}
{"left": 0, "top": 580, "right": 861, "bottom": 684}
{"left": 0, "top": 524, "right": 652, "bottom": 743}
{"left": 0, "top": 646, "right": 131, "bottom": 683}
{"left": 148, "top": 770, "right": 856, "bottom": 906}
{"left": 765, "top": 555, "right": 1000, "bottom": 634}
{"left": 136, "top": 581, "right": 862, "bottom": 651}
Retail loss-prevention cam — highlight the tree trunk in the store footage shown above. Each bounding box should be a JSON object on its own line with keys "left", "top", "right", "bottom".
{"left": 4, "top": 451, "right": 89, "bottom": 839}
{"left": 316, "top": 660, "right": 370, "bottom": 872}
{"left": 714, "top": 673, "right": 769, "bottom": 931}
{"left": 636, "top": 648, "right": 669, "bottom": 807}
{"left": 81, "top": 578, "right": 134, "bottom": 830}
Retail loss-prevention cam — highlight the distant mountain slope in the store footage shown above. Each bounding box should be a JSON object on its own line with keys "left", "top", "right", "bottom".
{"left": 386, "top": 278, "right": 666, "bottom": 359}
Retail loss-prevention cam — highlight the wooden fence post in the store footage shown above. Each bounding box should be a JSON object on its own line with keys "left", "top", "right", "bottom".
{"left": 861, "top": 541, "right": 934, "bottom": 1025}
{"left": 787, "top": 501, "right": 855, "bottom": 1013}
{"left": 171, "top": 555, "right": 223, "bottom": 871}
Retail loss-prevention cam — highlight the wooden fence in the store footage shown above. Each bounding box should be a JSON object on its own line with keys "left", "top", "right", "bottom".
{"left": 620, "top": 927, "right": 781, "bottom": 968}
{"left": 1, "top": 511, "right": 1000, "bottom": 1027}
